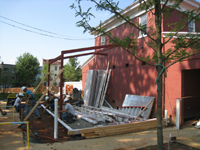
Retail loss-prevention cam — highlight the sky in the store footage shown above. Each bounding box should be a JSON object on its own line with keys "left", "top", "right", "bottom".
{"left": 0, "top": 0, "right": 132, "bottom": 66}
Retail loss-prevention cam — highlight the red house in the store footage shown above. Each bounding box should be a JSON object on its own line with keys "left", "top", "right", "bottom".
{"left": 81, "top": 0, "right": 200, "bottom": 124}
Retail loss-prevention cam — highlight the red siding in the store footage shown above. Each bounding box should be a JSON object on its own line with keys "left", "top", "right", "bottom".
{"left": 82, "top": 7, "right": 200, "bottom": 123}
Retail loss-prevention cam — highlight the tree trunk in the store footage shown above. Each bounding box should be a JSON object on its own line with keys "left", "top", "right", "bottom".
{"left": 154, "top": 0, "right": 164, "bottom": 149}
{"left": 156, "top": 66, "right": 163, "bottom": 150}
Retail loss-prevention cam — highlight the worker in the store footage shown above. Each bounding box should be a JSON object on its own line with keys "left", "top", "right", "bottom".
{"left": 14, "top": 93, "right": 26, "bottom": 120}
{"left": 21, "top": 86, "right": 41, "bottom": 119}
{"left": 58, "top": 98, "right": 75, "bottom": 123}
{"left": 41, "top": 96, "right": 55, "bottom": 111}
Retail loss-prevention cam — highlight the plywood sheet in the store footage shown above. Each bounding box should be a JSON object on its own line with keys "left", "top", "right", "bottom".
{"left": 94, "top": 70, "right": 107, "bottom": 107}
{"left": 84, "top": 70, "right": 98, "bottom": 106}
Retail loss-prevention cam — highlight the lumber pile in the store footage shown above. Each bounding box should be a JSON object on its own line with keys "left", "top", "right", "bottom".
{"left": 68, "top": 118, "right": 164, "bottom": 139}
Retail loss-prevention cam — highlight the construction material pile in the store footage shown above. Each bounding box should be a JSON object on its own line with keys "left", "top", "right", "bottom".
{"left": 75, "top": 105, "right": 141, "bottom": 125}
{"left": 84, "top": 69, "right": 111, "bottom": 108}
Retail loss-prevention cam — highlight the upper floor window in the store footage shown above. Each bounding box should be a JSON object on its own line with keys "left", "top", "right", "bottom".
{"left": 3, "top": 68, "right": 9, "bottom": 74}
{"left": 139, "top": 14, "right": 147, "bottom": 37}
{"left": 188, "top": 19, "right": 195, "bottom": 32}
{"left": 101, "top": 35, "right": 105, "bottom": 45}
{"left": 11, "top": 68, "right": 15, "bottom": 73}
{"left": 55, "top": 66, "right": 57, "bottom": 70}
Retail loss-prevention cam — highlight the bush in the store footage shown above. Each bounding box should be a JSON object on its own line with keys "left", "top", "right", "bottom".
{"left": 0, "top": 93, "right": 9, "bottom": 100}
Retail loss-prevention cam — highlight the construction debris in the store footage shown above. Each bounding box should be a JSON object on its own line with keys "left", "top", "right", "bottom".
{"left": 83, "top": 69, "right": 111, "bottom": 108}
{"left": 117, "top": 94, "right": 155, "bottom": 120}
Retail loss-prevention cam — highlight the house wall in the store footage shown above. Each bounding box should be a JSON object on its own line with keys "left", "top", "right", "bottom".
{"left": 164, "top": 49, "right": 200, "bottom": 123}
{"left": 82, "top": 3, "right": 200, "bottom": 122}
{"left": 83, "top": 11, "right": 158, "bottom": 117}
{"left": 82, "top": 58, "right": 96, "bottom": 92}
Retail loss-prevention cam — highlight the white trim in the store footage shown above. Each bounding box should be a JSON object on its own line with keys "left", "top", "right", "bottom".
{"left": 80, "top": 55, "right": 95, "bottom": 69}
{"left": 92, "top": 0, "right": 199, "bottom": 36}
{"left": 138, "top": 34, "right": 148, "bottom": 39}
{"left": 162, "top": 31, "right": 200, "bottom": 38}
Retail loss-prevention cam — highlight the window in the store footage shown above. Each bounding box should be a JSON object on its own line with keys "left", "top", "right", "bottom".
{"left": 55, "top": 66, "right": 57, "bottom": 70}
{"left": 55, "top": 74, "right": 57, "bottom": 77}
{"left": 189, "top": 19, "right": 195, "bottom": 32}
{"left": 11, "top": 68, "right": 15, "bottom": 73}
{"left": 3, "top": 68, "right": 9, "bottom": 74}
{"left": 139, "top": 14, "right": 147, "bottom": 37}
{"left": 101, "top": 35, "right": 105, "bottom": 45}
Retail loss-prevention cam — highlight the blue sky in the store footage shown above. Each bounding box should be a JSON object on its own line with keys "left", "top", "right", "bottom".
{"left": 0, "top": 0, "right": 132, "bottom": 66}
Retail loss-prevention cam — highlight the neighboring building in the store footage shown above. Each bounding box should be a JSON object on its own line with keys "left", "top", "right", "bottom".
{"left": 81, "top": 0, "right": 200, "bottom": 124}
{"left": 42, "top": 59, "right": 61, "bottom": 86}
{"left": 0, "top": 62, "right": 16, "bottom": 87}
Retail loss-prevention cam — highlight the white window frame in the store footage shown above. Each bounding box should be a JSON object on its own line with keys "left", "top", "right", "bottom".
{"left": 188, "top": 19, "right": 195, "bottom": 32}
{"left": 139, "top": 14, "right": 147, "bottom": 38}
{"left": 101, "top": 35, "right": 105, "bottom": 45}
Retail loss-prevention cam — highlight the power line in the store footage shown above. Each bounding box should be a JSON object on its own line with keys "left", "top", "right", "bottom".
{"left": 0, "top": 15, "right": 80, "bottom": 38}
{"left": 0, "top": 16, "right": 94, "bottom": 41}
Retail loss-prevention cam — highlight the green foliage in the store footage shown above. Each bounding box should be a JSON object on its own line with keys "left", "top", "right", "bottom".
{"left": 42, "top": 63, "right": 53, "bottom": 82}
{"left": 0, "top": 93, "right": 8, "bottom": 100}
{"left": 64, "top": 57, "right": 82, "bottom": 81}
{"left": 33, "top": 77, "right": 42, "bottom": 88}
{"left": 0, "top": 75, "right": 13, "bottom": 93}
{"left": 15, "top": 52, "right": 40, "bottom": 87}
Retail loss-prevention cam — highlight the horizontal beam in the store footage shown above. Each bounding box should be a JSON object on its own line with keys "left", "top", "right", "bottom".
{"left": 63, "top": 52, "right": 107, "bottom": 59}
{"left": 62, "top": 44, "right": 115, "bottom": 54}
{"left": 49, "top": 55, "right": 61, "bottom": 64}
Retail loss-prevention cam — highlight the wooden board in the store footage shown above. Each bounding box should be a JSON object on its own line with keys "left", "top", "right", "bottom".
{"left": 68, "top": 118, "right": 164, "bottom": 139}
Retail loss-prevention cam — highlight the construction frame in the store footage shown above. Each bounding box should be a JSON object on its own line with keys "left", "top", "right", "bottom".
{"left": 39, "top": 44, "right": 165, "bottom": 139}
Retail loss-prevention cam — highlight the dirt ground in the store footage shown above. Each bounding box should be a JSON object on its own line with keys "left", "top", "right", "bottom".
{"left": 23, "top": 108, "right": 85, "bottom": 143}
{"left": 1, "top": 100, "right": 200, "bottom": 150}
{"left": 19, "top": 107, "right": 200, "bottom": 149}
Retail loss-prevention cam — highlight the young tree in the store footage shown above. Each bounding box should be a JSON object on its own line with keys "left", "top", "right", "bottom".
{"left": 42, "top": 63, "right": 53, "bottom": 82}
{"left": 71, "top": 0, "right": 200, "bottom": 149}
{"left": 15, "top": 52, "right": 40, "bottom": 87}
{"left": 64, "top": 57, "right": 82, "bottom": 81}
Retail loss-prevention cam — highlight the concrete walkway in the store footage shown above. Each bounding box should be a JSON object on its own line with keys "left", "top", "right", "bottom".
{"left": 0, "top": 101, "right": 26, "bottom": 150}
{"left": 1, "top": 101, "right": 200, "bottom": 150}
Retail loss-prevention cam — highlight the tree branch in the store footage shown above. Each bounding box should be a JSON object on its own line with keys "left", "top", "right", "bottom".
{"left": 92, "top": 0, "right": 157, "bottom": 43}
{"left": 163, "top": 13, "right": 200, "bottom": 46}
{"left": 139, "top": 0, "right": 155, "bottom": 15}
{"left": 104, "top": 31, "right": 156, "bottom": 67}
{"left": 142, "top": 34, "right": 157, "bottom": 52}
{"left": 166, "top": 51, "right": 200, "bottom": 69}
{"left": 161, "top": 0, "right": 169, "bottom": 11}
